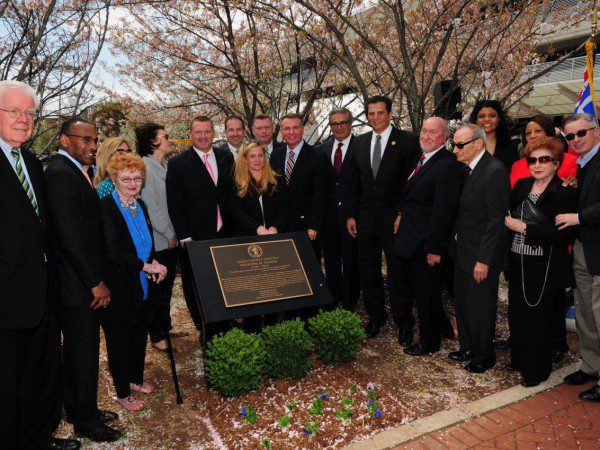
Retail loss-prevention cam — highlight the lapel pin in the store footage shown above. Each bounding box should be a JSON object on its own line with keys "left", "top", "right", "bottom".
{"left": 391, "top": 141, "right": 396, "bottom": 146}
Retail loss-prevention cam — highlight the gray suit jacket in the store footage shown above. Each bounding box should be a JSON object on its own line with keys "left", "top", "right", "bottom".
{"left": 142, "top": 155, "right": 176, "bottom": 252}
{"left": 449, "top": 150, "right": 510, "bottom": 274}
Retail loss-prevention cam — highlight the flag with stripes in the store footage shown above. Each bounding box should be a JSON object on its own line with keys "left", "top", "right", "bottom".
{"left": 574, "top": 38, "right": 597, "bottom": 117}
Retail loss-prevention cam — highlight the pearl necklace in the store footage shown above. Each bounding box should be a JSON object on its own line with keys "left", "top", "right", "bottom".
{"left": 118, "top": 194, "right": 138, "bottom": 218}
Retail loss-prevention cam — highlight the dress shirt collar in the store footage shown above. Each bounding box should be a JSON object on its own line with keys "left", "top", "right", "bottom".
{"left": 334, "top": 134, "right": 352, "bottom": 149}
{"left": 194, "top": 146, "right": 214, "bottom": 161}
{"left": 58, "top": 149, "right": 84, "bottom": 170}
{"left": 286, "top": 140, "right": 304, "bottom": 158}
{"left": 468, "top": 149, "right": 486, "bottom": 171}
{"left": 0, "top": 136, "right": 18, "bottom": 162}
{"left": 227, "top": 142, "right": 240, "bottom": 156}
{"left": 423, "top": 145, "right": 444, "bottom": 164}
{"left": 577, "top": 140, "right": 600, "bottom": 168}
{"left": 371, "top": 124, "right": 392, "bottom": 144}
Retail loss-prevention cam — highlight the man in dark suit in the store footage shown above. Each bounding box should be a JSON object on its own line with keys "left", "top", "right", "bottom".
{"left": 396, "top": 117, "right": 463, "bottom": 356}
{"left": 216, "top": 115, "right": 246, "bottom": 161}
{"left": 166, "top": 115, "right": 235, "bottom": 336}
{"left": 270, "top": 113, "right": 331, "bottom": 256}
{"left": 556, "top": 113, "right": 600, "bottom": 402}
{"left": 316, "top": 108, "right": 360, "bottom": 311}
{"left": 346, "top": 96, "right": 420, "bottom": 343}
{"left": 448, "top": 124, "right": 510, "bottom": 373}
{"left": 252, "top": 115, "right": 284, "bottom": 160}
{"left": 45, "top": 118, "right": 120, "bottom": 442}
{"left": 0, "top": 81, "right": 78, "bottom": 450}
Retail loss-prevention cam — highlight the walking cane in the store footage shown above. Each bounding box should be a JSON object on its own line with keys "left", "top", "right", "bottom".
{"left": 155, "top": 281, "right": 184, "bottom": 404}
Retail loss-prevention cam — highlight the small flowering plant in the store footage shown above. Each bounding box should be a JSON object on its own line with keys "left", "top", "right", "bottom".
{"left": 366, "top": 383, "right": 383, "bottom": 419}
{"left": 336, "top": 407, "right": 353, "bottom": 421}
{"left": 239, "top": 404, "right": 259, "bottom": 424}
{"left": 303, "top": 420, "right": 320, "bottom": 436}
{"left": 309, "top": 397, "right": 324, "bottom": 415}
{"left": 277, "top": 415, "right": 291, "bottom": 428}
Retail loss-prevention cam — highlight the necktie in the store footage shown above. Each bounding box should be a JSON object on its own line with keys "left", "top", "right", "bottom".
{"left": 372, "top": 134, "right": 382, "bottom": 177}
{"left": 408, "top": 153, "right": 426, "bottom": 179}
{"left": 265, "top": 144, "right": 271, "bottom": 161}
{"left": 463, "top": 165, "right": 472, "bottom": 183}
{"left": 11, "top": 149, "right": 40, "bottom": 217}
{"left": 81, "top": 167, "right": 93, "bottom": 186}
{"left": 285, "top": 150, "right": 295, "bottom": 184}
{"left": 333, "top": 142, "right": 343, "bottom": 175}
{"left": 203, "top": 153, "right": 223, "bottom": 231}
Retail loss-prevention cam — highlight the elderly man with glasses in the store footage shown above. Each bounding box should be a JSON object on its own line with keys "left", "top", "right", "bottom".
{"left": 448, "top": 124, "right": 510, "bottom": 374}
{"left": 556, "top": 113, "right": 600, "bottom": 402}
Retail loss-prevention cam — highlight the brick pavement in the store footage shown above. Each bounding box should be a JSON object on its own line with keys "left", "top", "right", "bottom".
{"left": 397, "top": 381, "right": 600, "bottom": 449}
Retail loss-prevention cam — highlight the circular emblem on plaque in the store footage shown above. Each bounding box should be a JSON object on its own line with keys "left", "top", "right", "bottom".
{"left": 247, "top": 244, "right": 263, "bottom": 258}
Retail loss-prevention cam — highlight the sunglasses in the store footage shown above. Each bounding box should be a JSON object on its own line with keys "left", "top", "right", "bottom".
{"left": 526, "top": 156, "right": 555, "bottom": 165}
{"left": 563, "top": 127, "right": 595, "bottom": 141}
{"left": 452, "top": 137, "right": 479, "bottom": 149}
{"left": 66, "top": 134, "right": 99, "bottom": 145}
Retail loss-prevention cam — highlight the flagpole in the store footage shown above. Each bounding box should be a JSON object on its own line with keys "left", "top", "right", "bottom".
{"left": 589, "top": 7, "right": 598, "bottom": 116}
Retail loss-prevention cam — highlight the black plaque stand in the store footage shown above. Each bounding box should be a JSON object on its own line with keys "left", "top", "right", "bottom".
{"left": 185, "top": 232, "right": 333, "bottom": 385}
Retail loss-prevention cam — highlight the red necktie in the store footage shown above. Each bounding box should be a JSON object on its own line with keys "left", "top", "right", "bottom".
{"left": 409, "top": 153, "right": 425, "bottom": 179}
{"left": 333, "top": 142, "right": 343, "bottom": 175}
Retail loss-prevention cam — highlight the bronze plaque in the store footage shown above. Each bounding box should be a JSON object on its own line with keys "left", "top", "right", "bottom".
{"left": 210, "top": 239, "right": 313, "bottom": 307}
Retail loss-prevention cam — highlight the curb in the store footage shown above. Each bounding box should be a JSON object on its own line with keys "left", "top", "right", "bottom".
{"left": 343, "top": 362, "right": 579, "bottom": 449}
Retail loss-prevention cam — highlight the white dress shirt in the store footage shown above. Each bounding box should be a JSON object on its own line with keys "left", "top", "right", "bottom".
{"left": 285, "top": 141, "right": 304, "bottom": 165}
{"left": 194, "top": 147, "right": 218, "bottom": 184}
{"left": 227, "top": 142, "right": 240, "bottom": 160}
{"left": 469, "top": 149, "right": 486, "bottom": 171}
{"left": 331, "top": 135, "right": 352, "bottom": 165}
{"left": 0, "top": 137, "right": 38, "bottom": 204}
{"left": 369, "top": 124, "right": 393, "bottom": 164}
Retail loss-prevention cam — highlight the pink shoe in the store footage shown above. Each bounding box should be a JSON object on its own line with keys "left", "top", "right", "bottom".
{"left": 116, "top": 395, "right": 144, "bottom": 411}
{"left": 130, "top": 382, "right": 153, "bottom": 394}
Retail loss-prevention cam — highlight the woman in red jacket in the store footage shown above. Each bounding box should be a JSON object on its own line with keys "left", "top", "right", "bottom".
{"left": 510, "top": 115, "right": 578, "bottom": 188}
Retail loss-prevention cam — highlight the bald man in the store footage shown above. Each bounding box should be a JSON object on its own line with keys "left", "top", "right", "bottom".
{"left": 395, "top": 117, "right": 463, "bottom": 355}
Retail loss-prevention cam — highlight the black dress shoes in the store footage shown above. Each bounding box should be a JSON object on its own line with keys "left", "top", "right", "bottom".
{"left": 365, "top": 322, "right": 382, "bottom": 339}
{"left": 74, "top": 423, "right": 121, "bottom": 443}
{"left": 398, "top": 327, "right": 413, "bottom": 347}
{"left": 464, "top": 359, "right": 494, "bottom": 374}
{"left": 403, "top": 342, "right": 439, "bottom": 356}
{"left": 448, "top": 349, "right": 473, "bottom": 361}
{"left": 100, "top": 410, "right": 119, "bottom": 423}
{"left": 521, "top": 380, "right": 542, "bottom": 388}
{"left": 579, "top": 385, "right": 600, "bottom": 402}
{"left": 47, "top": 438, "right": 81, "bottom": 450}
{"left": 563, "top": 370, "right": 599, "bottom": 385}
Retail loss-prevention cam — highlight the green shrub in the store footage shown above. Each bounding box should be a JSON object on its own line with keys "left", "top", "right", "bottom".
{"left": 308, "top": 309, "right": 367, "bottom": 365}
{"left": 204, "top": 328, "right": 265, "bottom": 397}
{"left": 261, "top": 319, "right": 312, "bottom": 380}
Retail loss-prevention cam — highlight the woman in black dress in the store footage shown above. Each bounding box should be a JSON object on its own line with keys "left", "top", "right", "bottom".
{"left": 229, "top": 141, "right": 286, "bottom": 331}
{"left": 504, "top": 137, "right": 577, "bottom": 387}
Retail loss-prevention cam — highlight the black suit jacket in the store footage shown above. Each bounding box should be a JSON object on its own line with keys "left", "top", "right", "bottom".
{"left": 395, "top": 148, "right": 463, "bottom": 259}
{"left": 449, "top": 151, "right": 510, "bottom": 273}
{"left": 316, "top": 136, "right": 355, "bottom": 235}
{"left": 100, "top": 195, "right": 157, "bottom": 322}
{"left": 45, "top": 154, "right": 108, "bottom": 307}
{"left": 510, "top": 176, "right": 577, "bottom": 288}
{"left": 229, "top": 182, "right": 287, "bottom": 236}
{"left": 577, "top": 150, "right": 600, "bottom": 275}
{"left": 270, "top": 141, "right": 331, "bottom": 233}
{"left": 345, "top": 127, "right": 420, "bottom": 237}
{"left": 0, "top": 149, "right": 50, "bottom": 328}
{"left": 166, "top": 147, "right": 234, "bottom": 240}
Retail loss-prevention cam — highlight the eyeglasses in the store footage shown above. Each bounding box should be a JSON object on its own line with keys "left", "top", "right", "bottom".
{"left": 0, "top": 107, "right": 35, "bottom": 121}
{"left": 116, "top": 148, "right": 132, "bottom": 153}
{"left": 119, "top": 177, "right": 143, "bottom": 184}
{"left": 563, "top": 127, "right": 595, "bottom": 141}
{"left": 452, "top": 137, "right": 479, "bottom": 149}
{"left": 330, "top": 120, "right": 350, "bottom": 128}
{"left": 66, "top": 134, "right": 99, "bottom": 145}
{"left": 526, "top": 156, "right": 555, "bottom": 165}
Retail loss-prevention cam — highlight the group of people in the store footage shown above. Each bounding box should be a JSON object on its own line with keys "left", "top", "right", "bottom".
{"left": 2, "top": 75, "right": 600, "bottom": 450}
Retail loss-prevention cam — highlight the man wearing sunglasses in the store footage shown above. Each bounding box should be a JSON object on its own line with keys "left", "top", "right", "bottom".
{"left": 556, "top": 113, "right": 600, "bottom": 402}
{"left": 448, "top": 124, "right": 510, "bottom": 373}
{"left": 45, "top": 118, "right": 121, "bottom": 442}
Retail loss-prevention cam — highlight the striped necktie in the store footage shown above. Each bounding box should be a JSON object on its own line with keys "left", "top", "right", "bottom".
{"left": 11, "top": 149, "right": 40, "bottom": 217}
{"left": 285, "top": 150, "right": 295, "bottom": 184}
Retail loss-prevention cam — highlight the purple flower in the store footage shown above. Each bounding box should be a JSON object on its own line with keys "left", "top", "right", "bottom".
{"left": 367, "top": 382, "right": 375, "bottom": 391}
{"left": 303, "top": 428, "right": 311, "bottom": 436}
{"left": 240, "top": 406, "right": 247, "bottom": 415}
{"left": 318, "top": 393, "right": 330, "bottom": 400}
{"left": 374, "top": 408, "right": 383, "bottom": 419}
{"left": 366, "top": 398, "right": 375, "bottom": 407}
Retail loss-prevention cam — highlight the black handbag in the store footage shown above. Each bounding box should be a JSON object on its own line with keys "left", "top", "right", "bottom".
{"left": 511, "top": 197, "right": 551, "bottom": 227}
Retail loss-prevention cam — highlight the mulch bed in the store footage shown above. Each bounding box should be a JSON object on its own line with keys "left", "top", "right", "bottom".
{"left": 55, "top": 277, "right": 579, "bottom": 449}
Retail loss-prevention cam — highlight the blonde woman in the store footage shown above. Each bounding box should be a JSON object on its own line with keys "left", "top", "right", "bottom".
{"left": 94, "top": 136, "right": 135, "bottom": 198}
{"left": 229, "top": 141, "right": 286, "bottom": 237}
